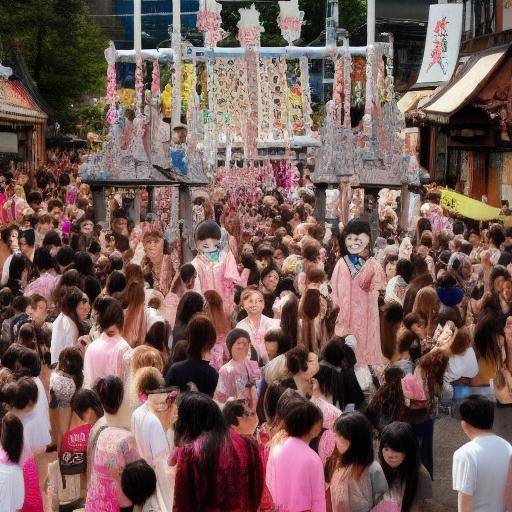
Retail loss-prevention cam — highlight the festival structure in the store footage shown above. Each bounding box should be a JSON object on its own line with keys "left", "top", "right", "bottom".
{"left": 80, "top": 0, "right": 415, "bottom": 262}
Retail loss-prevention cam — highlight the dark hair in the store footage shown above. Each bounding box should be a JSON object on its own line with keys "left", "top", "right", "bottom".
{"left": 280, "top": 294, "right": 299, "bottom": 348}
{"left": 58, "top": 347, "right": 84, "bottom": 389}
{"left": 179, "top": 263, "right": 196, "bottom": 282}
{"left": 1, "top": 412, "right": 23, "bottom": 463}
{"left": 7, "top": 253, "right": 30, "bottom": 289}
{"left": 452, "top": 220, "right": 465, "bottom": 236}
{"left": 0, "top": 377, "right": 38, "bottom": 410}
{"left": 264, "top": 329, "right": 292, "bottom": 355}
{"left": 55, "top": 246, "right": 75, "bottom": 269}
{"left": 175, "top": 291, "right": 204, "bottom": 326}
{"left": 12, "top": 294, "right": 29, "bottom": 313}
{"left": 109, "top": 253, "right": 124, "bottom": 271}
{"left": 488, "top": 225, "right": 505, "bottom": 248}
{"left": 402, "top": 313, "right": 421, "bottom": 330}
{"left": 121, "top": 460, "right": 157, "bottom": 506}
{"left": 187, "top": 314, "right": 216, "bottom": 359}
{"left": 222, "top": 399, "right": 246, "bottom": 427}
{"left": 489, "top": 266, "right": 510, "bottom": 290}
{"left": 74, "top": 252, "right": 94, "bottom": 276}
{"left": 459, "top": 395, "right": 494, "bottom": 430}
{"left": 332, "top": 412, "right": 373, "bottom": 476}
{"left": 315, "top": 363, "right": 344, "bottom": 409}
{"left": 284, "top": 399, "right": 322, "bottom": 438}
{"left": 19, "top": 229, "right": 35, "bottom": 247}
{"left": 396, "top": 259, "right": 414, "bottom": 283}
{"left": 27, "top": 191, "right": 43, "bottom": 205}
{"left": 106, "top": 270, "right": 127, "bottom": 296}
{"left": 338, "top": 219, "right": 372, "bottom": 257}
{"left": 94, "top": 376, "right": 124, "bottom": 414}
{"left": 322, "top": 338, "right": 357, "bottom": 368}
{"left": 225, "top": 328, "right": 250, "bottom": 357}
{"left": 1, "top": 225, "right": 18, "bottom": 244}
{"left": 33, "top": 246, "right": 54, "bottom": 272}
{"left": 285, "top": 346, "right": 309, "bottom": 375}
{"left": 471, "top": 283, "right": 484, "bottom": 301}
{"left": 379, "top": 422, "right": 421, "bottom": 512}
{"left": 144, "top": 321, "right": 171, "bottom": 357}
{"left": 260, "top": 265, "right": 280, "bottom": 283}
{"left": 2, "top": 345, "right": 41, "bottom": 378}
{"left": 97, "top": 298, "right": 124, "bottom": 332}
{"left": 61, "top": 286, "right": 88, "bottom": 336}
{"left": 71, "top": 388, "right": 104, "bottom": 420}
{"left": 366, "top": 366, "right": 405, "bottom": 430}
{"left": 262, "top": 381, "right": 287, "bottom": 424}
{"left": 474, "top": 310, "right": 505, "bottom": 368}
{"left": 43, "top": 230, "right": 62, "bottom": 248}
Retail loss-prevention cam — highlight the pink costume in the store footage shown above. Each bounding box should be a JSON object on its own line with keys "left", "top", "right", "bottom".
{"left": 236, "top": 315, "right": 280, "bottom": 364}
{"left": 85, "top": 427, "right": 139, "bottom": 511}
{"left": 191, "top": 251, "right": 240, "bottom": 316}
{"left": 24, "top": 272, "right": 59, "bottom": 300}
{"left": 331, "top": 256, "right": 386, "bottom": 366}
{"left": 83, "top": 333, "right": 132, "bottom": 388}
{"left": 209, "top": 333, "right": 228, "bottom": 372}
{"left": 310, "top": 396, "right": 342, "bottom": 466}
{"left": 214, "top": 358, "right": 261, "bottom": 410}
{"left": 266, "top": 436, "right": 326, "bottom": 512}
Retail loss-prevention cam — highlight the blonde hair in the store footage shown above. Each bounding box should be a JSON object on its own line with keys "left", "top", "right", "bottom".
{"left": 240, "top": 285, "right": 264, "bottom": 305}
{"left": 131, "top": 345, "right": 164, "bottom": 373}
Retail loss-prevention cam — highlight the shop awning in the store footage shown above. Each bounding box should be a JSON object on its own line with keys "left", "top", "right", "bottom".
{"left": 0, "top": 80, "right": 47, "bottom": 124}
{"left": 440, "top": 188, "right": 512, "bottom": 227}
{"left": 422, "top": 45, "right": 510, "bottom": 124}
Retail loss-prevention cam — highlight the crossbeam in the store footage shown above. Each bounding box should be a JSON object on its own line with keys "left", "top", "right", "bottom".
{"left": 114, "top": 44, "right": 378, "bottom": 63}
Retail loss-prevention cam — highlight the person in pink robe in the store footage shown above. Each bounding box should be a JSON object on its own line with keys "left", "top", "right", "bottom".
{"left": 191, "top": 220, "right": 240, "bottom": 316}
{"left": 330, "top": 219, "right": 387, "bottom": 366}
{"left": 214, "top": 328, "right": 261, "bottom": 410}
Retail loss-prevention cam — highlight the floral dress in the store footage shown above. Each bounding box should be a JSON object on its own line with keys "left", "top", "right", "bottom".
{"left": 85, "top": 427, "right": 139, "bottom": 512}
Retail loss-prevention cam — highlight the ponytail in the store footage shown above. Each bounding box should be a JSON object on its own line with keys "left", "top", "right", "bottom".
{"left": 1, "top": 412, "right": 23, "bottom": 463}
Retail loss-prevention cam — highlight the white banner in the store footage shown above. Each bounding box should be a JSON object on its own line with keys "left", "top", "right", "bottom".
{"left": 417, "top": 3, "right": 463, "bottom": 85}
{"left": 0, "top": 132, "right": 18, "bottom": 153}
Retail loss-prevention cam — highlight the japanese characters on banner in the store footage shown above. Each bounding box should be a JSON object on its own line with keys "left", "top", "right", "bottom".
{"left": 417, "top": 3, "right": 463, "bottom": 85}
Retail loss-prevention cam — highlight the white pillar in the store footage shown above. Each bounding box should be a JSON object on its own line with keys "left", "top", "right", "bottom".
{"left": 171, "top": 0, "right": 182, "bottom": 128}
{"left": 367, "top": 0, "right": 375, "bottom": 44}
{"left": 134, "top": 0, "right": 142, "bottom": 55}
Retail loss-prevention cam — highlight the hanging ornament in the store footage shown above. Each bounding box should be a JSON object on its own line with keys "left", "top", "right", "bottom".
{"left": 104, "top": 42, "right": 118, "bottom": 125}
{"left": 197, "top": 0, "right": 226, "bottom": 48}
{"left": 238, "top": 4, "right": 264, "bottom": 49}
{"left": 278, "top": 0, "right": 303, "bottom": 45}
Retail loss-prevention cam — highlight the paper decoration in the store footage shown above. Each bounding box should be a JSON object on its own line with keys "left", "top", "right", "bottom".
{"left": 197, "top": 0, "right": 225, "bottom": 48}
{"left": 278, "top": 0, "right": 303, "bottom": 45}
{"left": 238, "top": 4, "right": 264, "bottom": 48}
{"left": 417, "top": 3, "right": 463, "bottom": 84}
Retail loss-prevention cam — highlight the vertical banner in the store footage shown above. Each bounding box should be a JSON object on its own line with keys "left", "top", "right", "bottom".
{"left": 505, "top": 1, "right": 512, "bottom": 31}
{"left": 417, "top": 3, "right": 463, "bottom": 85}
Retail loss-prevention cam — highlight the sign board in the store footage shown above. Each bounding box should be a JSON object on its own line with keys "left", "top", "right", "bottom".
{"left": 0, "top": 132, "right": 18, "bottom": 154}
{"left": 417, "top": 3, "right": 463, "bottom": 85}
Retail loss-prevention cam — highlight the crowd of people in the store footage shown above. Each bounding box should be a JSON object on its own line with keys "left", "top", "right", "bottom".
{"left": 0, "top": 159, "right": 510, "bottom": 512}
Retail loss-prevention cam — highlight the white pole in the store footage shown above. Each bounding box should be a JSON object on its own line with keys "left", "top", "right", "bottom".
{"left": 171, "top": 0, "right": 182, "bottom": 128}
{"left": 134, "top": 0, "right": 142, "bottom": 55}
{"left": 367, "top": 0, "right": 375, "bottom": 44}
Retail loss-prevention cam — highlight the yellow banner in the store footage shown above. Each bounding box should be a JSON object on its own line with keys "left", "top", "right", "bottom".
{"left": 440, "top": 189, "right": 512, "bottom": 227}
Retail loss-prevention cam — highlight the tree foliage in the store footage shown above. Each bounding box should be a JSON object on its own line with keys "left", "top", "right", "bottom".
{"left": 0, "top": 0, "right": 107, "bottom": 122}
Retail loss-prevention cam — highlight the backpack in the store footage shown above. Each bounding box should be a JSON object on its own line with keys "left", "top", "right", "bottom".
{"left": 401, "top": 373, "right": 429, "bottom": 411}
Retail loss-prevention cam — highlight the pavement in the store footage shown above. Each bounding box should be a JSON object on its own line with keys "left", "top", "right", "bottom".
{"left": 431, "top": 407, "right": 512, "bottom": 511}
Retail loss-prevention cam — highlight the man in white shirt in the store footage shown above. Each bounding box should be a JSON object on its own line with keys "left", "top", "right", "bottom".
{"left": 452, "top": 395, "right": 512, "bottom": 512}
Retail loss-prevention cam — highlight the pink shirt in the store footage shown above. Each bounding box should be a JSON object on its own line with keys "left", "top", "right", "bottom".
{"left": 266, "top": 436, "right": 326, "bottom": 512}
{"left": 83, "top": 333, "right": 132, "bottom": 388}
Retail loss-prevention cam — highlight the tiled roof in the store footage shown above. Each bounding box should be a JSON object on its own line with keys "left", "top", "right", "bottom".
{"left": 0, "top": 79, "right": 47, "bottom": 123}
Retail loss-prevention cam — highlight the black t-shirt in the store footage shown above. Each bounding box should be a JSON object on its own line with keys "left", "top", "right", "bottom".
{"left": 165, "top": 357, "right": 219, "bottom": 397}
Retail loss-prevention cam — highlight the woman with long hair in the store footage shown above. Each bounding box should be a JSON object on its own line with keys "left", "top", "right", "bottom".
{"left": 327, "top": 412, "right": 388, "bottom": 512}
{"left": 122, "top": 278, "right": 147, "bottom": 348}
{"left": 172, "top": 291, "right": 204, "bottom": 348}
{"left": 74, "top": 251, "right": 101, "bottom": 304}
{"left": 0, "top": 412, "right": 25, "bottom": 512}
{"left": 144, "top": 320, "right": 171, "bottom": 367}
{"left": 473, "top": 309, "right": 506, "bottom": 387}
{"left": 204, "top": 290, "right": 232, "bottom": 371}
{"left": 279, "top": 292, "right": 299, "bottom": 347}
{"left": 378, "top": 422, "right": 433, "bottom": 512}
{"left": 172, "top": 392, "right": 263, "bottom": 511}
{"left": 411, "top": 287, "right": 439, "bottom": 353}
{"left": 266, "top": 398, "right": 324, "bottom": 512}
{"left": 165, "top": 314, "right": 219, "bottom": 396}
{"left": 6, "top": 253, "right": 32, "bottom": 297}
{"left": 282, "top": 346, "right": 319, "bottom": 398}
{"left": 365, "top": 366, "right": 405, "bottom": 431}
{"left": 86, "top": 376, "right": 140, "bottom": 511}
{"left": 50, "top": 286, "right": 89, "bottom": 365}
{"left": 24, "top": 246, "right": 58, "bottom": 300}
{"left": 51, "top": 269, "right": 81, "bottom": 314}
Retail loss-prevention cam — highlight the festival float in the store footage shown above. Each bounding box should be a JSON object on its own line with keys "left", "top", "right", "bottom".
{"left": 80, "top": 0, "right": 416, "bottom": 263}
